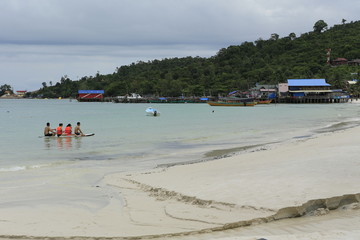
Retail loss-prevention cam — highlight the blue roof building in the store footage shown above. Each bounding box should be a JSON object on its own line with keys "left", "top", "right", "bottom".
{"left": 282, "top": 79, "right": 349, "bottom": 103}
{"left": 288, "top": 79, "right": 330, "bottom": 87}
{"left": 287, "top": 79, "right": 332, "bottom": 94}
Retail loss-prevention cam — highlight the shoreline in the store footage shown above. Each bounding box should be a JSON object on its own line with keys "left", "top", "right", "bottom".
{"left": 158, "top": 110, "right": 360, "bottom": 171}
{"left": 105, "top": 125, "right": 360, "bottom": 239}
{"left": 1, "top": 125, "right": 360, "bottom": 239}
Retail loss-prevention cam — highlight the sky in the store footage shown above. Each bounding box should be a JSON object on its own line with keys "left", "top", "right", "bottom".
{"left": 0, "top": 0, "right": 359, "bottom": 91}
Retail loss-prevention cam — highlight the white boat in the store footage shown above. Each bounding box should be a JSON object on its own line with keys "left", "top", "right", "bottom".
{"left": 145, "top": 107, "right": 160, "bottom": 116}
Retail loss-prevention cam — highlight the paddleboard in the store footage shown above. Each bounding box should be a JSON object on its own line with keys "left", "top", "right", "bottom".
{"left": 41, "top": 133, "right": 95, "bottom": 138}
{"left": 81, "top": 133, "right": 95, "bottom": 137}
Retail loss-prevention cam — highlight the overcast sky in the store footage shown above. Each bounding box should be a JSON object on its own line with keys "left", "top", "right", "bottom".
{"left": 1, "top": 0, "right": 359, "bottom": 91}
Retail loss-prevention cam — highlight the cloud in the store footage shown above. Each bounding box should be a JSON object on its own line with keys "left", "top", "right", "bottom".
{"left": 0, "top": 43, "right": 217, "bottom": 91}
{"left": 1, "top": 0, "right": 244, "bottom": 45}
{"left": 0, "top": 0, "right": 359, "bottom": 91}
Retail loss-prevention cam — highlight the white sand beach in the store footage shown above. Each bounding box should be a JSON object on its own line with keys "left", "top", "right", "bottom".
{"left": 1, "top": 126, "right": 360, "bottom": 239}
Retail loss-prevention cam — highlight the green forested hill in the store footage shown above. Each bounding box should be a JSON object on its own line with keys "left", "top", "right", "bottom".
{"left": 34, "top": 20, "right": 360, "bottom": 98}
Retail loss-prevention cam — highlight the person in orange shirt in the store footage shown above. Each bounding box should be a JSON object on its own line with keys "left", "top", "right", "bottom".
{"left": 56, "top": 123, "right": 64, "bottom": 137}
{"left": 64, "top": 124, "right": 73, "bottom": 136}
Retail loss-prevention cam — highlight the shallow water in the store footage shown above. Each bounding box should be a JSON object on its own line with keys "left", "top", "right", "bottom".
{"left": 0, "top": 99, "right": 360, "bottom": 208}
{"left": 1, "top": 99, "right": 360, "bottom": 169}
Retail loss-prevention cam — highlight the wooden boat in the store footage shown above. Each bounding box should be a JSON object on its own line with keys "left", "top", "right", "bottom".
{"left": 207, "top": 101, "right": 256, "bottom": 106}
{"left": 207, "top": 97, "right": 256, "bottom": 107}
{"left": 255, "top": 99, "right": 272, "bottom": 104}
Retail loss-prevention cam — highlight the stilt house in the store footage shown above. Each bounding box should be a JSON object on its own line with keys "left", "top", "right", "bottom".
{"left": 284, "top": 79, "right": 349, "bottom": 103}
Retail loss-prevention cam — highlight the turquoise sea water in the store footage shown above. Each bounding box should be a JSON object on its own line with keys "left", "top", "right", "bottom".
{"left": 0, "top": 99, "right": 360, "bottom": 207}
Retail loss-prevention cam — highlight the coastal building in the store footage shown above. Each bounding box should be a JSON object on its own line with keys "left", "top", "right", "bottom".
{"left": 0, "top": 90, "right": 12, "bottom": 98}
{"left": 77, "top": 90, "right": 104, "bottom": 102}
{"left": 348, "top": 59, "right": 360, "bottom": 66}
{"left": 282, "top": 79, "right": 349, "bottom": 103}
{"left": 16, "top": 90, "right": 27, "bottom": 97}
{"left": 249, "top": 84, "right": 277, "bottom": 99}
{"left": 332, "top": 58, "right": 348, "bottom": 65}
{"left": 278, "top": 83, "right": 289, "bottom": 97}
{"left": 347, "top": 79, "right": 358, "bottom": 85}
{"left": 329, "top": 58, "right": 360, "bottom": 66}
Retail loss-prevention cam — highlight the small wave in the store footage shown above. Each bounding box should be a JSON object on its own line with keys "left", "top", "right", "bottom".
{"left": 0, "top": 163, "right": 56, "bottom": 172}
{"left": 292, "top": 134, "right": 313, "bottom": 139}
{"left": 156, "top": 143, "right": 276, "bottom": 169}
{"left": 0, "top": 166, "right": 27, "bottom": 172}
{"left": 314, "top": 120, "right": 360, "bottom": 133}
{"left": 204, "top": 144, "right": 268, "bottom": 159}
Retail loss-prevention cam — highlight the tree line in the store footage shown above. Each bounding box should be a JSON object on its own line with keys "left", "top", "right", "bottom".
{"left": 6, "top": 20, "right": 360, "bottom": 98}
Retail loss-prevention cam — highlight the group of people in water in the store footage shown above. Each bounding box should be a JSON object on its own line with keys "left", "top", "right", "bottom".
{"left": 44, "top": 122, "right": 84, "bottom": 137}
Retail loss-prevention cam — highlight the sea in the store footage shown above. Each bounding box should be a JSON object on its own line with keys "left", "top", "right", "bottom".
{"left": 1, "top": 99, "right": 360, "bottom": 208}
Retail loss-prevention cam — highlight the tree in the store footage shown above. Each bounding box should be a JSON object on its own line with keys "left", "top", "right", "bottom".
{"left": 288, "top": 32, "right": 296, "bottom": 40}
{"left": 0, "top": 84, "right": 13, "bottom": 96}
{"left": 29, "top": 20, "right": 360, "bottom": 98}
{"left": 270, "top": 33, "right": 279, "bottom": 41}
{"left": 313, "top": 20, "right": 328, "bottom": 33}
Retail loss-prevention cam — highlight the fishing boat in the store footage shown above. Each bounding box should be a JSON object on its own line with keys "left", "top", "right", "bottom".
{"left": 207, "top": 97, "right": 256, "bottom": 107}
{"left": 145, "top": 107, "right": 160, "bottom": 116}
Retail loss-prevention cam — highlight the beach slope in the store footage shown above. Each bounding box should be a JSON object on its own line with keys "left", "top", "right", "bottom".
{"left": 104, "top": 127, "right": 360, "bottom": 239}
{"left": 1, "top": 126, "right": 360, "bottom": 239}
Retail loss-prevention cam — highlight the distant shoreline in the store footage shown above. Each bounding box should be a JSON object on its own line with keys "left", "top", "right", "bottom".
{"left": 0, "top": 95, "right": 23, "bottom": 99}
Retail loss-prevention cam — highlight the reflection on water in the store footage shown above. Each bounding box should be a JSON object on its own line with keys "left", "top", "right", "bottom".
{"left": 44, "top": 137, "right": 82, "bottom": 150}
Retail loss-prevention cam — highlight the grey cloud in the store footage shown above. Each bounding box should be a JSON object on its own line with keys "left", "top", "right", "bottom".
{"left": 0, "top": 0, "right": 359, "bottom": 90}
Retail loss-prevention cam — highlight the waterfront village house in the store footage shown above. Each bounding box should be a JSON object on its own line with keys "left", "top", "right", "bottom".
{"left": 0, "top": 90, "right": 12, "bottom": 97}
{"left": 332, "top": 58, "right": 348, "bottom": 66}
{"left": 77, "top": 90, "right": 104, "bottom": 102}
{"left": 348, "top": 79, "right": 358, "bottom": 85}
{"left": 330, "top": 58, "right": 360, "bottom": 66}
{"left": 348, "top": 59, "right": 360, "bottom": 66}
{"left": 16, "top": 90, "right": 27, "bottom": 97}
{"left": 284, "top": 79, "right": 349, "bottom": 103}
{"left": 249, "top": 84, "right": 277, "bottom": 99}
{"left": 278, "top": 83, "right": 289, "bottom": 97}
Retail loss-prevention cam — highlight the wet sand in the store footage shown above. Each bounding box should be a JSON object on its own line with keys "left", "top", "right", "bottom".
{"left": 1, "top": 125, "right": 360, "bottom": 239}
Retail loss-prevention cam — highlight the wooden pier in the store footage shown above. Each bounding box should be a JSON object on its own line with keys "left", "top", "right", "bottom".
{"left": 279, "top": 96, "right": 349, "bottom": 104}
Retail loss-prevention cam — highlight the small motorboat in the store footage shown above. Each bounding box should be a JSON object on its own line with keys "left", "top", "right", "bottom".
{"left": 145, "top": 107, "right": 160, "bottom": 116}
